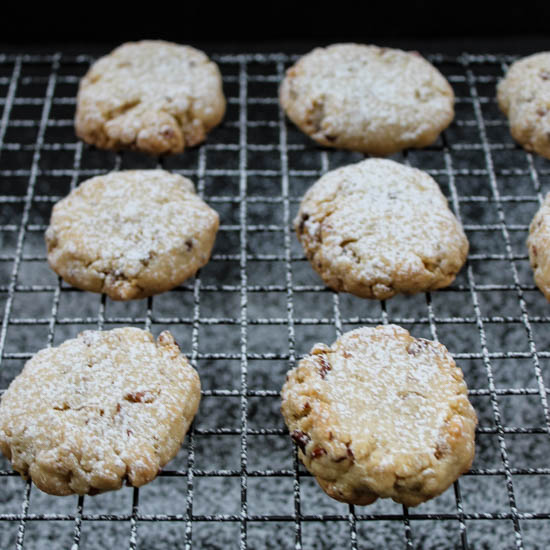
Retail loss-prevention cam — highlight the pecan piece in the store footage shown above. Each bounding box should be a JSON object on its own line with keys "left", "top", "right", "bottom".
{"left": 291, "top": 430, "right": 311, "bottom": 453}
{"left": 407, "top": 338, "right": 431, "bottom": 356}
{"left": 434, "top": 441, "right": 449, "bottom": 460}
{"left": 124, "top": 391, "right": 155, "bottom": 403}
{"left": 311, "top": 447, "right": 327, "bottom": 459}
{"left": 317, "top": 354, "right": 332, "bottom": 379}
{"left": 297, "top": 213, "right": 309, "bottom": 234}
{"left": 160, "top": 126, "right": 175, "bottom": 139}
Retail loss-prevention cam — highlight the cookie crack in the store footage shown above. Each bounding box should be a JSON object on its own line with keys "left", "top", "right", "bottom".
{"left": 308, "top": 96, "right": 325, "bottom": 134}
{"left": 397, "top": 390, "right": 426, "bottom": 400}
{"left": 164, "top": 97, "right": 209, "bottom": 148}
{"left": 105, "top": 99, "right": 142, "bottom": 122}
{"left": 290, "top": 399, "right": 311, "bottom": 422}
{"left": 420, "top": 256, "right": 440, "bottom": 274}
{"left": 98, "top": 267, "right": 147, "bottom": 297}
{"left": 340, "top": 238, "right": 361, "bottom": 265}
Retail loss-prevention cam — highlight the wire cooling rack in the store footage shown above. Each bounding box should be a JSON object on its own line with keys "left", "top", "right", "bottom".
{"left": 0, "top": 50, "right": 549, "bottom": 550}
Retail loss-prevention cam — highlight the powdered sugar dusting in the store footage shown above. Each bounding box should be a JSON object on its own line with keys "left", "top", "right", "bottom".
{"left": 281, "top": 324, "right": 477, "bottom": 506}
{"left": 0, "top": 328, "right": 201, "bottom": 495}
{"left": 295, "top": 158, "right": 469, "bottom": 299}
{"left": 527, "top": 192, "right": 550, "bottom": 299}
{"left": 325, "top": 325, "right": 462, "bottom": 456}
{"left": 45, "top": 169, "right": 219, "bottom": 300}
{"left": 497, "top": 51, "right": 550, "bottom": 159}
{"left": 75, "top": 40, "right": 226, "bottom": 154}
{"left": 280, "top": 43, "right": 454, "bottom": 155}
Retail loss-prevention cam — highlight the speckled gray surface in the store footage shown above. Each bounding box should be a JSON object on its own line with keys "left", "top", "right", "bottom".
{"left": 0, "top": 49, "right": 550, "bottom": 549}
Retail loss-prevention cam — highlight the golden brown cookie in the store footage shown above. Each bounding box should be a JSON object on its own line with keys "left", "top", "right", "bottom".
{"left": 45, "top": 169, "right": 219, "bottom": 301}
{"left": 0, "top": 328, "right": 201, "bottom": 496}
{"left": 527, "top": 193, "right": 550, "bottom": 299}
{"left": 281, "top": 325, "right": 477, "bottom": 507}
{"left": 294, "top": 158, "right": 469, "bottom": 300}
{"left": 497, "top": 52, "right": 550, "bottom": 159}
{"left": 279, "top": 43, "right": 454, "bottom": 155}
{"left": 75, "top": 40, "right": 226, "bottom": 155}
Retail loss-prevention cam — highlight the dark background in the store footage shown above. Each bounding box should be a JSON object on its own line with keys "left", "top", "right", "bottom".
{"left": 3, "top": 3, "right": 550, "bottom": 54}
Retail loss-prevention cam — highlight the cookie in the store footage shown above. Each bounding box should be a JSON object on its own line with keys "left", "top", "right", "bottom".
{"left": 294, "top": 158, "right": 468, "bottom": 299}
{"left": 527, "top": 193, "right": 550, "bottom": 299}
{"left": 279, "top": 43, "right": 454, "bottom": 155}
{"left": 281, "top": 325, "right": 477, "bottom": 507}
{"left": 0, "top": 328, "right": 201, "bottom": 496}
{"left": 45, "top": 169, "right": 219, "bottom": 301}
{"left": 75, "top": 40, "right": 226, "bottom": 155}
{"left": 497, "top": 52, "right": 550, "bottom": 159}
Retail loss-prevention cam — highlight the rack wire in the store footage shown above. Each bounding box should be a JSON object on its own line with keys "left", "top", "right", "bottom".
{"left": 0, "top": 49, "right": 549, "bottom": 549}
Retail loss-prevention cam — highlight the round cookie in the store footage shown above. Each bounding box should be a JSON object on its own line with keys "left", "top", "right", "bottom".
{"left": 281, "top": 325, "right": 477, "bottom": 507}
{"left": 75, "top": 40, "right": 226, "bottom": 155}
{"left": 294, "top": 158, "right": 469, "bottom": 300}
{"left": 45, "top": 169, "right": 219, "bottom": 301}
{"left": 527, "top": 193, "right": 550, "bottom": 300}
{"left": 0, "top": 328, "right": 201, "bottom": 496}
{"left": 497, "top": 52, "right": 550, "bottom": 160}
{"left": 279, "top": 43, "right": 454, "bottom": 155}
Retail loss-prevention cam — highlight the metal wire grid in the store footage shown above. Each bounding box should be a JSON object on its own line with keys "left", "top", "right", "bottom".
{"left": 0, "top": 50, "right": 549, "bottom": 549}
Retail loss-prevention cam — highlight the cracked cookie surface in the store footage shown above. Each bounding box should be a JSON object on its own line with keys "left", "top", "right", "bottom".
{"left": 497, "top": 52, "right": 550, "bottom": 160}
{"left": 45, "top": 169, "right": 219, "bottom": 300}
{"left": 527, "top": 193, "right": 550, "bottom": 300}
{"left": 281, "top": 325, "right": 477, "bottom": 507}
{"left": 75, "top": 40, "right": 225, "bottom": 155}
{"left": 295, "top": 158, "right": 469, "bottom": 299}
{"left": 279, "top": 43, "right": 454, "bottom": 155}
{"left": 0, "top": 328, "right": 201, "bottom": 496}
